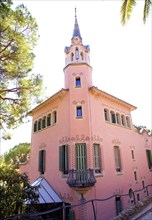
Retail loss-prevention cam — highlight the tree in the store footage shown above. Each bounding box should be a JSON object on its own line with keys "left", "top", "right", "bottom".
{"left": 0, "top": 0, "right": 43, "bottom": 131}
{"left": 121, "top": 0, "right": 151, "bottom": 25}
{"left": 0, "top": 163, "right": 39, "bottom": 219}
{"left": 1, "top": 142, "right": 30, "bottom": 169}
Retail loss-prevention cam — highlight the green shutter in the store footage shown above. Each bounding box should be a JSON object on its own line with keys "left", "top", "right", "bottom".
{"left": 59, "top": 145, "right": 68, "bottom": 174}
{"left": 59, "top": 146, "right": 64, "bottom": 171}
{"left": 146, "top": 150, "right": 152, "bottom": 169}
{"left": 38, "top": 150, "right": 45, "bottom": 174}
{"left": 76, "top": 143, "right": 87, "bottom": 170}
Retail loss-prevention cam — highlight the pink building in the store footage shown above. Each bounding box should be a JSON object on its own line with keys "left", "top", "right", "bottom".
{"left": 20, "top": 10, "right": 152, "bottom": 220}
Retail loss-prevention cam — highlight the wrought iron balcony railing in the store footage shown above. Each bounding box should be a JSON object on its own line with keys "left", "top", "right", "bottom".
{"left": 67, "top": 169, "right": 96, "bottom": 188}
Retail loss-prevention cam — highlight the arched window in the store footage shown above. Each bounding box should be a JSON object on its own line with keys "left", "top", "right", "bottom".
{"left": 52, "top": 110, "right": 57, "bottom": 124}
{"left": 116, "top": 113, "right": 121, "bottom": 125}
{"left": 110, "top": 111, "right": 116, "bottom": 123}
{"left": 38, "top": 119, "right": 42, "bottom": 130}
{"left": 34, "top": 121, "right": 37, "bottom": 132}
{"left": 121, "top": 115, "right": 126, "bottom": 126}
{"left": 75, "top": 48, "right": 79, "bottom": 60}
{"left": 104, "top": 109, "right": 109, "bottom": 121}
{"left": 42, "top": 116, "right": 46, "bottom": 129}
{"left": 71, "top": 53, "right": 74, "bottom": 61}
{"left": 80, "top": 52, "right": 84, "bottom": 60}
{"left": 47, "top": 113, "right": 51, "bottom": 126}
{"left": 126, "top": 116, "right": 131, "bottom": 128}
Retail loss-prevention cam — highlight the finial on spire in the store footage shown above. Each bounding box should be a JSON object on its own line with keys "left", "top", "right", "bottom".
{"left": 72, "top": 7, "right": 82, "bottom": 41}
{"left": 75, "top": 7, "right": 77, "bottom": 18}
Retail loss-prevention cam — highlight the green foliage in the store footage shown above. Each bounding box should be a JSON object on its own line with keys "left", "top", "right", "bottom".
{"left": 121, "top": 0, "right": 151, "bottom": 25}
{"left": 2, "top": 142, "right": 31, "bottom": 168}
{"left": 0, "top": 0, "right": 43, "bottom": 130}
{"left": 0, "top": 164, "right": 39, "bottom": 218}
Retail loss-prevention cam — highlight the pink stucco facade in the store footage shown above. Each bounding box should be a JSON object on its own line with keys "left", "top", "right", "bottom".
{"left": 20, "top": 11, "right": 152, "bottom": 220}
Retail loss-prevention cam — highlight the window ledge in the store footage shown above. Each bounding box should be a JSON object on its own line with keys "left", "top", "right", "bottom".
{"left": 95, "top": 173, "right": 104, "bottom": 177}
{"left": 116, "top": 171, "right": 124, "bottom": 176}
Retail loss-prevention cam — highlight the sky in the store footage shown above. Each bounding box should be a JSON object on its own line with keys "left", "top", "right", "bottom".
{"left": 1, "top": 0, "right": 151, "bottom": 155}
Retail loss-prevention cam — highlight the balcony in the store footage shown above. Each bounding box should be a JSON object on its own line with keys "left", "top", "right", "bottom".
{"left": 67, "top": 169, "right": 96, "bottom": 188}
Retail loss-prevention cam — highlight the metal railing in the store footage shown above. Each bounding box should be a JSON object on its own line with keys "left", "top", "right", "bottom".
{"left": 67, "top": 169, "right": 96, "bottom": 188}
{"left": 3, "top": 184, "right": 152, "bottom": 220}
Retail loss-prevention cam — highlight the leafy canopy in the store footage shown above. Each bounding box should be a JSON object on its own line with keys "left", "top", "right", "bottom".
{"left": 1, "top": 142, "right": 31, "bottom": 169}
{"left": 121, "top": 0, "right": 151, "bottom": 25}
{"left": 0, "top": 163, "right": 39, "bottom": 218}
{"left": 0, "top": 0, "right": 43, "bottom": 131}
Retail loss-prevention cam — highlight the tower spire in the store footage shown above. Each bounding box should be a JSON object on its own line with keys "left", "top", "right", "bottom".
{"left": 72, "top": 7, "right": 82, "bottom": 41}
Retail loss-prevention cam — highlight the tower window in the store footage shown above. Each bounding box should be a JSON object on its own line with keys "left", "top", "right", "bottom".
{"left": 71, "top": 52, "right": 74, "bottom": 61}
{"left": 80, "top": 52, "right": 84, "bottom": 60}
{"left": 76, "top": 106, "right": 82, "bottom": 118}
{"left": 75, "top": 77, "right": 81, "bottom": 87}
{"left": 75, "top": 48, "right": 79, "bottom": 60}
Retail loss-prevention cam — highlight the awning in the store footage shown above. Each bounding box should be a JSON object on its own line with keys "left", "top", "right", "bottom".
{"left": 30, "top": 177, "right": 63, "bottom": 204}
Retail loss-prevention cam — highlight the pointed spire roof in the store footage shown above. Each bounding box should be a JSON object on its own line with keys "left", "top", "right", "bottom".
{"left": 72, "top": 8, "right": 82, "bottom": 41}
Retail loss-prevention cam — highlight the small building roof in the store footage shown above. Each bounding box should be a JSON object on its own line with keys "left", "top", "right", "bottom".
{"left": 89, "top": 86, "right": 137, "bottom": 111}
{"left": 30, "top": 177, "right": 63, "bottom": 204}
{"left": 29, "top": 88, "right": 68, "bottom": 115}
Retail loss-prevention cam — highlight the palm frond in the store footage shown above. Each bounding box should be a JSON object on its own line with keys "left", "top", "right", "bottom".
{"left": 121, "top": 0, "right": 136, "bottom": 25}
{"left": 143, "top": 0, "right": 152, "bottom": 23}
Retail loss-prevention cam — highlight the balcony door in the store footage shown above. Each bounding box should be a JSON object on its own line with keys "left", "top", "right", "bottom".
{"left": 76, "top": 143, "right": 87, "bottom": 170}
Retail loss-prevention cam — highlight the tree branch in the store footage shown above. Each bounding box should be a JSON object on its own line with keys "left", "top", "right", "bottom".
{"left": 0, "top": 39, "right": 14, "bottom": 54}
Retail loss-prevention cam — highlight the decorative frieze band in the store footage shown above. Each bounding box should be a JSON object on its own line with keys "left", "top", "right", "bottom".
{"left": 59, "top": 134, "right": 103, "bottom": 144}
{"left": 73, "top": 100, "right": 85, "bottom": 105}
{"left": 72, "top": 72, "right": 83, "bottom": 76}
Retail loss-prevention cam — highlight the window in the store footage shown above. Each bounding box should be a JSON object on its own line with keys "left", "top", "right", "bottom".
{"left": 76, "top": 143, "right": 87, "bottom": 170}
{"left": 134, "top": 170, "right": 138, "bottom": 182}
{"left": 71, "top": 52, "right": 74, "bottom": 61}
{"left": 52, "top": 111, "right": 57, "bottom": 124}
{"left": 115, "top": 196, "right": 122, "bottom": 215}
{"left": 47, "top": 114, "right": 51, "bottom": 126}
{"left": 137, "top": 193, "right": 140, "bottom": 201}
{"left": 80, "top": 52, "right": 84, "bottom": 60}
{"left": 114, "top": 146, "right": 122, "bottom": 172}
{"left": 76, "top": 106, "right": 82, "bottom": 118}
{"left": 121, "top": 115, "right": 126, "bottom": 126}
{"left": 34, "top": 121, "right": 37, "bottom": 132}
{"left": 126, "top": 116, "right": 131, "bottom": 128}
{"left": 94, "top": 144, "right": 101, "bottom": 174}
{"left": 59, "top": 145, "right": 68, "bottom": 174}
{"left": 146, "top": 150, "right": 152, "bottom": 169}
{"left": 131, "top": 150, "right": 135, "bottom": 160}
{"left": 75, "top": 48, "right": 79, "bottom": 60}
{"left": 104, "top": 109, "right": 109, "bottom": 121}
{"left": 38, "top": 119, "right": 42, "bottom": 131}
{"left": 75, "top": 77, "right": 81, "bottom": 87}
{"left": 38, "top": 150, "right": 45, "bottom": 174}
{"left": 42, "top": 116, "right": 46, "bottom": 129}
{"left": 110, "top": 111, "right": 116, "bottom": 124}
{"left": 116, "top": 113, "right": 121, "bottom": 125}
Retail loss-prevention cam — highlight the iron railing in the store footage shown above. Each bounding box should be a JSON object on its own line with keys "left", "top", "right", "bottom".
{"left": 66, "top": 169, "right": 96, "bottom": 188}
